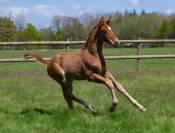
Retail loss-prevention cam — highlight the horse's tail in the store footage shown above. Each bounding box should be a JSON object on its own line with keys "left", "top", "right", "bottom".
{"left": 24, "top": 53, "right": 49, "bottom": 65}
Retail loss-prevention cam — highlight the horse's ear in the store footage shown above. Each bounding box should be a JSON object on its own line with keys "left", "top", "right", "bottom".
{"left": 99, "top": 17, "right": 104, "bottom": 25}
{"left": 106, "top": 16, "right": 112, "bottom": 25}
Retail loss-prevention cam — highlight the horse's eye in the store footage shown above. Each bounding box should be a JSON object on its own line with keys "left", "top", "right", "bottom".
{"left": 104, "top": 31, "right": 107, "bottom": 34}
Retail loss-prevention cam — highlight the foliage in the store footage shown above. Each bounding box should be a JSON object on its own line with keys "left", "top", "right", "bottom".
{"left": 155, "top": 16, "right": 175, "bottom": 46}
{"left": 0, "top": 17, "right": 17, "bottom": 41}
{"left": 169, "top": 17, "right": 175, "bottom": 38}
{"left": 156, "top": 18, "right": 170, "bottom": 39}
{"left": 114, "top": 13, "right": 161, "bottom": 39}
{"left": 40, "top": 27, "right": 55, "bottom": 41}
{"left": 55, "top": 28, "right": 64, "bottom": 41}
{"left": 62, "top": 17, "right": 86, "bottom": 41}
{"left": 14, "top": 14, "right": 26, "bottom": 31}
{"left": 17, "top": 23, "right": 41, "bottom": 41}
{"left": 1, "top": 10, "right": 175, "bottom": 44}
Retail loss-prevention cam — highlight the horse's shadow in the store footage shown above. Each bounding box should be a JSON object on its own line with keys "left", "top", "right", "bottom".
{"left": 20, "top": 106, "right": 102, "bottom": 116}
{"left": 20, "top": 108, "right": 52, "bottom": 115}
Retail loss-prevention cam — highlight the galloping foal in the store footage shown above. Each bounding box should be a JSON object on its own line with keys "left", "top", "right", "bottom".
{"left": 24, "top": 17, "right": 146, "bottom": 113}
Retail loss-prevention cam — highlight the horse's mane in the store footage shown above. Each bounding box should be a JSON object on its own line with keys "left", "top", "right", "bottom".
{"left": 82, "top": 24, "right": 99, "bottom": 49}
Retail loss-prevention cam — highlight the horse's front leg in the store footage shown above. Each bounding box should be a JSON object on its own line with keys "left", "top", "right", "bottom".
{"left": 105, "top": 71, "right": 146, "bottom": 112}
{"left": 89, "top": 73, "right": 119, "bottom": 112}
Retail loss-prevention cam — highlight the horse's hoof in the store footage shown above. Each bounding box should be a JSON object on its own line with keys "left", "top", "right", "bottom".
{"left": 91, "top": 109, "right": 98, "bottom": 115}
{"left": 140, "top": 107, "right": 146, "bottom": 112}
{"left": 109, "top": 103, "right": 118, "bottom": 112}
{"left": 88, "top": 104, "right": 98, "bottom": 115}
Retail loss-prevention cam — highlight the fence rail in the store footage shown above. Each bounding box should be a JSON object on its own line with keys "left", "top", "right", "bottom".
{"left": 0, "top": 41, "right": 85, "bottom": 46}
{"left": 0, "top": 39, "right": 175, "bottom": 71}
{"left": 0, "top": 39, "right": 175, "bottom": 45}
{"left": 0, "top": 55, "right": 175, "bottom": 63}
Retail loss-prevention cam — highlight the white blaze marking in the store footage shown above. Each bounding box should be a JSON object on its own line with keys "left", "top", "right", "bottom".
{"left": 108, "top": 26, "right": 111, "bottom": 31}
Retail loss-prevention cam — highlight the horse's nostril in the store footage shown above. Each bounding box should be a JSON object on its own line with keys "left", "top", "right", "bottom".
{"left": 114, "top": 43, "right": 119, "bottom": 48}
{"left": 118, "top": 42, "right": 121, "bottom": 47}
{"left": 114, "top": 41, "right": 120, "bottom": 48}
{"left": 116, "top": 40, "right": 121, "bottom": 46}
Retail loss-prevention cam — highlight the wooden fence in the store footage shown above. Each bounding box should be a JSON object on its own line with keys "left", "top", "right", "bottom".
{"left": 0, "top": 39, "right": 175, "bottom": 71}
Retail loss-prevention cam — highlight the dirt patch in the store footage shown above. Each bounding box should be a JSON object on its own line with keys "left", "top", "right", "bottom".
{"left": 0, "top": 72, "right": 48, "bottom": 78}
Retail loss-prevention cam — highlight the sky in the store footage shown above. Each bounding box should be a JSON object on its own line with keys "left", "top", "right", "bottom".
{"left": 0, "top": 0, "right": 175, "bottom": 27}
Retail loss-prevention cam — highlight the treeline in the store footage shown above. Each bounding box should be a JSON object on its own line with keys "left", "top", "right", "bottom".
{"left": 0, "top": 10, "right": 175, "bottom": 43}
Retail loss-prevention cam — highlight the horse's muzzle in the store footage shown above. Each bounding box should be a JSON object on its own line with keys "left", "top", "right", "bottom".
{"left": 114, "top": 41, "right": 120, "bottom": 48}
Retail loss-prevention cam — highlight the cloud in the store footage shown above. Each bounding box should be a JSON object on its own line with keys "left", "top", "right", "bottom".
{"left": 70, "top": 4, "right": 96, "bottom": 16}
{"left": 130, "top": 0, "right": 140, "bottom": 6}
{"left": 0, "top": 0, "right": 13, "bottom": 2}
{"left": 0, "top": 5, "right": 64, "bottom": 17}
{"left": 165, "top": 8, "right": 175, "bottom": 14}
{"left": 0, "top": 6, "right": 28, "bottom": 17}
{"left": 0, "top": 4, "right": 97, "bottom": 26}
{"left": 33, "top": 5, "right": 63, "bottom": 16}
{"left": 0, "top": 4, "right": 97, "bottom": 18}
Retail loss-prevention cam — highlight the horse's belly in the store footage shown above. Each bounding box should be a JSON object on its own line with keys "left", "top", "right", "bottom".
{"left": 65, "top": 66, "right": 87, "bottom": 80}
{"left": 63, "top": 61, "right": 87, "bottom": 80}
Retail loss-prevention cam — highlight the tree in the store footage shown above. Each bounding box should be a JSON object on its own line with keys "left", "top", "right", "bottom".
{"left": 136, "top": 13, "right": 161, "bottom": 39}
{"left": 115, "top": 13, "right": 161, "bottom": 39}
{"left": 79, "top": 13, "right": 95, "bottom": 27}
{"left": 141, "top": 9, "right": 146, "bottom": 15}
{"left": 14, "top": 14, "right": 26, "bottom": 31}
{"left": 169, "top": 17, "right": 175, "bottom": 38}
{"left": 55, "top": 27, "right": 64, "bottom": 40}
{"left": 63, "top": 17, "right": 86, "bottom": 40}
{"left": 52, "top": 15, "right": 61, "bottom": 29}
{"left": 0, "top": 17, "right": 17, "bottom": 41}
{"left": 156, "top": 18, "right": 169, "bottom": 39}
{"left": 115, "top": 16, "right": 123, "bottom": 24}
{"left": 124, "top": 10, "right": 129, "bottom": 16}
{"left": 52, "top": 15, "right": 68, "bottom": 29}
{"left": 40, "top": 27, "right": 55, "bottom": 41}
{"left": 17, "top": 23, "right": 41, "bottom": 41}
{"left": 132, "top": 9, "right": 137, "bottom": 16}
{"left": 86, "top": 17, "right": 99, "bottom": 34}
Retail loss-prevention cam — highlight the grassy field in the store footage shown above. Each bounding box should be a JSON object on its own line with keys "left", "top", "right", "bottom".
{"left": 0, "top": 48, "right": 175, "bottom": 133}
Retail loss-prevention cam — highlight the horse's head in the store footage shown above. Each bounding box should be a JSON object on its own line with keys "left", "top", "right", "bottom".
{"left": 98, "top": 17, "right": 120, "bottom": 47}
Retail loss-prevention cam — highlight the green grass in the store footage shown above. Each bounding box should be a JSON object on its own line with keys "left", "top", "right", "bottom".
{"left": 0, "top": 48, "right": 175, "bottom": 133}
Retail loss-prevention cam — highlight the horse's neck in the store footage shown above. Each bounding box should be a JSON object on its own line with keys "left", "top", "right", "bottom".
{"left": 82, "top": 28, "right": 106, "bottom": 73}
{"left": 83, "top": 29, "right": 103, "bottom": 56}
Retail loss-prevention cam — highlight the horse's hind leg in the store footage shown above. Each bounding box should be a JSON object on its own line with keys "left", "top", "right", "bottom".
{"left": 61, "top": 81, "right": 97, "bottom": 114}
{"left": 61, "top": 81, "right": 74, "bottom": 109}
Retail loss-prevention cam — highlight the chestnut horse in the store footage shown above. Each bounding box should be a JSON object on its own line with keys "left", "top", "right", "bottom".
{"left": 24, "top": 17, "right": 146, "bottom": 113}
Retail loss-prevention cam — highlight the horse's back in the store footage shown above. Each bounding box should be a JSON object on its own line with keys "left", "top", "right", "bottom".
{"left": 51, "top": 51, "right": 82, "bottom": 67}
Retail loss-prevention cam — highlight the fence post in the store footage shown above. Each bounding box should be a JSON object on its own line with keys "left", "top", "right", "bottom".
{"left": 66, "top": 39, "right": 70, "bottom": 52}
{"left": 66, "top": 44, "right": 70, "bottom": 52}
{"left": 136, "top": 43, "right": 142, "bottom": 72}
